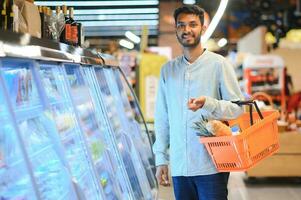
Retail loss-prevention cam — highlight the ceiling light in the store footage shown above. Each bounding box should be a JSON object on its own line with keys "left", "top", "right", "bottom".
{"left": 81, "top": 20, "right": 158, "bottom": 27}
{"left": 35, "top": 1, "right": 159, "bottom": 6}
{"left": 74, "top": 8, "right": 159, "bottom": 15}
{"left": 183, "top": 0, "right": 196, "bottom": 4}
{"left": 75, "top": 14, "right": 159, "bottom": 21}
{"left": 217, "top": 38, "right": 227, "bottom": 47}
{"left": 201, "top": 0, "right": 228, "bottom": 44}
{"left": 125, "top": 31, "right": 141, "bottom": 44}
{"left": 119, "top": 39, "right": 134, "bottom": 49}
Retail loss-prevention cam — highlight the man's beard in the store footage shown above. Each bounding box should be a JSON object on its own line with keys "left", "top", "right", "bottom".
{"left": 176, "top": 33, "right": 201, "bottom": 48}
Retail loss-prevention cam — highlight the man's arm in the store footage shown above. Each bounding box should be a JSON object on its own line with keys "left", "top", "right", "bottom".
{"left": 205, "top": 59, "right": 244, "bottom": 119}
{"left": 188, "top": 59, "right": 244, "bottom": 119}
{"left": 153, "top": 67, "right": 169, "bottom": 165}
{"left": 152, "top": 67, "right": 171, "bottom": 186}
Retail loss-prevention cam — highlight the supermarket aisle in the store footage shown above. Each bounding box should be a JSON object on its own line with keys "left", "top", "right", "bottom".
{"left": 158, "top": 172, "right": 301, "bottom": 200}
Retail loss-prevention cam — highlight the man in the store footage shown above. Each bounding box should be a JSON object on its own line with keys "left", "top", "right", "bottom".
{"left": 153, "top": 5, "right": 244, "bottom": 200}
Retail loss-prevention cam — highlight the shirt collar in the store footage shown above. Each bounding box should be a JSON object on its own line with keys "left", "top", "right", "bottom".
{"left": 183, "top": 48, "right": 207, "bottom": 65}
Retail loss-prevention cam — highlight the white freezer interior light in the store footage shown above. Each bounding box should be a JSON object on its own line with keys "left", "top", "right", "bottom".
{"left": 217, "top": 38, "right": 227, "bottom": 47}
{"left": 125, "top": 31, "right": 141, "bottom": 44}
{"left": 201, "top": 0, "right": 228, "bottom": 44}
{"left": 119, "top": 39, "right": 134, "bottom": 49}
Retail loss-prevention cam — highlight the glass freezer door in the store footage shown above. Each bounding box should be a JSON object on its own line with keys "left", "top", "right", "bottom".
{"left": 82, "top": 66, "right": 135, "bottom": 200}
{"left": 103, "top": 68, "right": 156, "bottom": 199}
{"left": 93, "top": 68, "right": 153, "bottom": 200}
{"left": 0, "top": 68, "right": 38, "bottom": 200}
{"left": 0, "top": 58, "right": 78, "bottom": 200}
{"left": 109, "top": 68, "right": 157, "bottom": 192}
{"left": 38, "top": 63, "right": 104, "bottom": 200}
{"left": 64, "top": 64, "right": 131, "bottom": 200}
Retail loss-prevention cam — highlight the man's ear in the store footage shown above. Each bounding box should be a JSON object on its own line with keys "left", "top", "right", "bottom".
{"left": 201, "top": 25, "right": 207, "bottom": 35}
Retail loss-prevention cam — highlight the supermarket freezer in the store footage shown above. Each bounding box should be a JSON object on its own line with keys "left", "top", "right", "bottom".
{"left": 0, "top": 30, "right": 157, "bottom": 200}
{"left": 91, "top": 67, "right": 155, "bottom": 200}
{"left": 110, "top": 68, "right": 156, "bottom": 189}
{"left": 37, "top": 62, "right": 106, "bottom": 200}
{"left": 0, "top": 58, "right": 79, "bottom": 200}
{"left": 0, "top": 62, "right": 39, "bottom": 200}
{"left": 63, "top": 63, "right": 134, "bottom": 200}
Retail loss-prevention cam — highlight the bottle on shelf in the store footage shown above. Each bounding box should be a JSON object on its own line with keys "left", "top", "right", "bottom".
{"left": 42, "top": 7, "right": 52, "bottom": 39}
{"left": 6, "top": 0, "right": 13, "bottom": 31}
{"left": 55, "top": 6, "right": 61, "bottom": 16}
{"left": 69, "top": 7, "right": 78, "bottom": 46}
{"left": 77, "top": 22, "right": 83, "bottom": 47}
{"left": 0, "top": 0, "right": 7, "bottom": 30}
{"left": 60, "top": 5, "right": 71, "bottom": 44}
{"left": 39, "top": 6, "right": 45, "bottom": 38}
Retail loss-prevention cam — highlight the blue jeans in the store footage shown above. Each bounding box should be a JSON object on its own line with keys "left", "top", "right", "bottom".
{"left": 172, "top": 173, "right": 230, "bottom": 200}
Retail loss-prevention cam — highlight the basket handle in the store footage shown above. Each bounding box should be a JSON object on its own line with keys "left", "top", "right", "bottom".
{"left": 231, "top": 100, "right": 264, "bottom": 126}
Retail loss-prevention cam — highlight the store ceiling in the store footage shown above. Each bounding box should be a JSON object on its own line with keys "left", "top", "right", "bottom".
{"left": 35, "top": 0, "right": 160, "bottom": 47}
{"left": 34, "top": 0, "right": 300, "bottom": 50}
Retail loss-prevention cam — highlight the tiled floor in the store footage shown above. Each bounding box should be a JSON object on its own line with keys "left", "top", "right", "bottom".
{"left": 158, "top": 172, "right": 301, "bottom": 200}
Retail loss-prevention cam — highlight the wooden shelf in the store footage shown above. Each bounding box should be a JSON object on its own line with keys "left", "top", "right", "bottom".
{"left": 247, "top": 131, "right": 301, "bottom": 177}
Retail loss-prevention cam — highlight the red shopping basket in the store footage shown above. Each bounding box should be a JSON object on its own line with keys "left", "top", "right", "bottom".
{"left": 200, "top": 100, "right": 280, "bottom": 172}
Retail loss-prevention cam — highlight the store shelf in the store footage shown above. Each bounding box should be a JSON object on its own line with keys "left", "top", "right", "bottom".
{"left": 247, "top": 132, "right": 301, "bottom": 177}
{"left": 14, "top": 105, "right": 44, "bottom": 122}
{"left": 60, "top": 127, "right": 76, "bottom": 144}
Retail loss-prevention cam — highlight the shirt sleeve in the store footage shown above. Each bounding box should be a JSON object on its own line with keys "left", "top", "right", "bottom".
{"left": 152, "top": 66, "right": 170, "bottom": 166}
{"left": 202, "top": 58, "right": 244, "bottom": 120}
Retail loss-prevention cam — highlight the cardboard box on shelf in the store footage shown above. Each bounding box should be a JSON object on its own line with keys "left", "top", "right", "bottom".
{"left": 14, "top": 0, "right": 41, "bottom": 38}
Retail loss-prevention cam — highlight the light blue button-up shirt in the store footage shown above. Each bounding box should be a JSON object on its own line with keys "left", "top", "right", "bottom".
{"left": 153, "top": 50, "right": 244, "bottom": 176}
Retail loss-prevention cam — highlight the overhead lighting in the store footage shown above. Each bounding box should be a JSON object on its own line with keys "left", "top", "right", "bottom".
{"left": 201, "top": 0, "right": 228, "bottom": 44}
{"left": 74, "top": 8, "right": 159, "bottom": 15}
{"left": 119, "top": 39, "right": 134, "bottom": 49}
{"left": 183, "top": 0, "right": 196, "bottom": 4}
{"left": 35, "top": 1, "right": 159, "bottom": 6}
{"left": 75, "top": 14, "right": 159, "bottom": 21}
{"left": 84, "top": 29, "right": 158, "bottom": 37}
{"left": 81, "top": 20, "right": 158, "bottom": 27}
{"left": 217, "top": 38, "right": 227, "bottom": 47}
{"left": 125, "top": 31, "right": 141, "bottom": 44}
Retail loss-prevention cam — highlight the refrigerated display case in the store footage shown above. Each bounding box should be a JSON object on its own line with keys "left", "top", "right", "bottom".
{"left": 92, "top": 67, "right": 150, "bottom": 200}
{"left": 0, "top": 58, "right": 79, "bottom": 200}
{"left": 37, "top": 62, "right": 105, "bottom": 200}
{"left": 0, "top": 30, "right": 157, "bottom": 200}
{"left": 64, "top": 63, "right": 134, "bottom": 200}
{"left": 105, "top": 68, "right": 157, "bottom": 191}
{"left": 0, "top": 68, "right": 39, "bottom": 200}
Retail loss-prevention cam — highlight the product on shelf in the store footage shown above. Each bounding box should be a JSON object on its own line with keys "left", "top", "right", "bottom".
{"left": 60, "top": 5, "right": 71, "bottom": 44}
{"left": 0, "top": 0, "right": 13, "bottom": 31}
{"left": 69, "top": 7, "right": 78, "bottom": 46}
{"left": 243, "top": 54, "right": 286, "bottom": 111}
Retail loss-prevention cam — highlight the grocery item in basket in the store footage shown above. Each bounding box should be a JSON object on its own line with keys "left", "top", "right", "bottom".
{"left": 206, "top": 120, "right": 232, "bottom": 136}
{"left": 193, "top": 117, "right": 234, "bottom": 137}
{"left": 193, "top": 116, "right": 213, "bottom": 137}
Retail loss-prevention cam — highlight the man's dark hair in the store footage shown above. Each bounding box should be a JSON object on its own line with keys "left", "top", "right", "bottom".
{"left": 174, "top": 5, "right": 205, "bottom": 25}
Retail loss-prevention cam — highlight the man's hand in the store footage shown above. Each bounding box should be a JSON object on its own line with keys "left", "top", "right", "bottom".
{"left": 188, "top": 96, "right": 206, "bottom": 111}
{"left": 155, "top": 165, "right": 170, "bottom": 187}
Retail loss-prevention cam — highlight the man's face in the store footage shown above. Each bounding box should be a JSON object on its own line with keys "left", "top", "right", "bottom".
{"left": 175, "top": 13, "right": 203, "bottom": 48}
